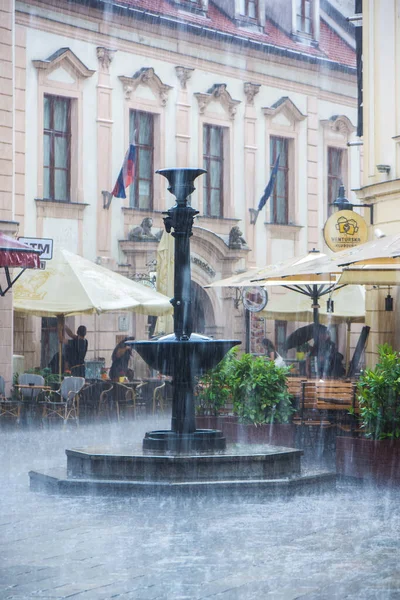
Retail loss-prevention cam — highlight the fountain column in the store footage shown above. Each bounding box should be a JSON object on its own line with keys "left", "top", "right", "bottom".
{"left": 160, "top": 168, "right": 203, "bottom": 434}
{"left": 127, "top": 168, "right": 241, "bottom": 453}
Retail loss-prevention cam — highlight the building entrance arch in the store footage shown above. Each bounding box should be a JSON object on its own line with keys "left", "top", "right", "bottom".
{"left": 191, "top": 281, "right": 215, "bottom": 334}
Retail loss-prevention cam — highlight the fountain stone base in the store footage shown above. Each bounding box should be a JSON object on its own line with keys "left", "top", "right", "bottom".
{"left": 143, "top": 429, "right": 226, "bottom": 453}
{"left": 29, "top": 443, "right": 337, "bottom": 497}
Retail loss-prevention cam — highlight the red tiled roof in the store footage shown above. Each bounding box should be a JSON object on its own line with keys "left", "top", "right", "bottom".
{"left": 109, "top": 0, "right": 356, "bottom": 69}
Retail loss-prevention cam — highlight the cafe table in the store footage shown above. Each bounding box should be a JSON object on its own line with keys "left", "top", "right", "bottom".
{"left": 13, "top": 384, "right": 52, "bottom": 424}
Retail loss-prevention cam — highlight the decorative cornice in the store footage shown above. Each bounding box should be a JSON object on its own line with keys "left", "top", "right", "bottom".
{"left": 119, "top": 67, "right": 172, "bottom": 105}
{"left": 175, "top": 65, "right": 194, "bottom": 89}
{"left": 32, "top": 48, "right": 95, "bottom": 78}
{"left": 244, "top": 82, "right": 261, "bottom": 105}
{"left": 263, "top": 96, "right": 306, "bottom": 122}
{"left": 321, "top": 114, "right": 356, "bottom": 136}
{"left": 96, "top": 47, "right": 116, "bottom": 73}
{"left": 194, "top": 83, "right": 241, "bottom": 119}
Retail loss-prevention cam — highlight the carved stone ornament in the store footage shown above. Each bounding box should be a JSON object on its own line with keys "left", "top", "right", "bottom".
{"left": 194, "top": 83, "right": 241, "bottom": 120}
{"left": 96, "top": 47, "right": 116, "bottom": 72}
{"left": 262, "top": 96, "right": 306, "bottom": 123}
{"left": 244, "top": 82, "right": 261, "bottom": 105}
{"left": 119, "top": 67, "right": 172, "bottom": 106}
{"left": 32, "top": 47, "right": 95, "bottom": 78}
{"left": 175, "top": 66, "right": 194, "bottom": 89}
{"left": 228, "top": 226, "right": 247, "bottom": 250}
{"left": 321, "top": 115, "right": 357, "bottom": 137}
{"left": 128, "top": 218, "right": 159, "bottom": 241}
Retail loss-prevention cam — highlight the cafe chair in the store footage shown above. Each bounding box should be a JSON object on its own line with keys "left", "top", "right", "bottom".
{"left": 17, "top": 373, "right": 46, "bottom": 401}
{"left": 41, "top": 376, "right": 85, "bottom": 425}
{"left": 0, "top": 375, "right": 22, "bottom": 425}
{"left": 152, "top": 381, "right": 166, "bottom": 416}
{"left": 114, "top": 380, "right": 148, "bottom": 421}
{"left": 97, "top": 383, "right": 114, "bottom": 422}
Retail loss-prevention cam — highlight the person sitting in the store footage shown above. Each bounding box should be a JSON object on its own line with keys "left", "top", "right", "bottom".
{"left": 109, "top": 337, "right": 135, "bottom": 382}
{"left": 64, "top": 325, "right": 88, "bottom": 378}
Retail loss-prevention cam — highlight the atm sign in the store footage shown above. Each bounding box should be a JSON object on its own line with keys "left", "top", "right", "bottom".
{"left": 18, "top": 237, "right": 53, "bottom": 260}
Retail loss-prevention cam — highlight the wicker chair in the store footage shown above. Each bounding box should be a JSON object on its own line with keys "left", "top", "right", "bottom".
{"left": 0, "top": 375, "right": 22, "bottom": 425}
{"left": 41, "top": 376, "right": 85, "bottom": 425}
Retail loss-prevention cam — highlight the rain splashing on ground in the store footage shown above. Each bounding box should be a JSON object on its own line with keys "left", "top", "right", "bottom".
{"left": 1, "top": 418, "right": 400, "bottom": 599}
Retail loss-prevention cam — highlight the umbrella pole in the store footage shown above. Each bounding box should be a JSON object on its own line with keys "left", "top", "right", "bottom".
{"left": 57, "top": 315, "right": 65, "bottom": 383}
{"left": 346, "top": 320, "right": 351, "bottom": 373}
{"left": 312, "top": 285, "right": 320, "bottom": 377}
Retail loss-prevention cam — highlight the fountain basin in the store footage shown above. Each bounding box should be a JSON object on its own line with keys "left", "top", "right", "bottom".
{"left": 29, "top": 444, "right": 337, "bottom": 497}
{"left": 127, "top": 334, "right": 240, "bottom": 378}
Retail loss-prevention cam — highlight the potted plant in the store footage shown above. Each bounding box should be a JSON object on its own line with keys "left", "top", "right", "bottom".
{"left": 336, "top": 344, "right": 400, "bottom": 484}
{"left": 228, "top": 353, "right": 295, "bottom": 445}
{"left": 195, "top": 348, "right": 236, "bottom": 430}
{"left": 196, "top": 350, "right": 296, "bottom": 446}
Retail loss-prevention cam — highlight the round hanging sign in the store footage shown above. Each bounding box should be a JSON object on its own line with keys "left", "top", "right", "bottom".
{"left": 323, "top": 209, "right": 368, "bottom": 252}
{"left": 242, "top": 286, "right": 268, "bottom": 312}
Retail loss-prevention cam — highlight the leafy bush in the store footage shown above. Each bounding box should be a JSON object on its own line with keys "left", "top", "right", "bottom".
{"left": 196, "top": 349, "right": 294, "bottom": 424}
{"left": 230, "top": 353, "right": 293, "bottom": 424}
{"left": 195, "top": 349, "right": 236, "bottom": 416}
{"left": 357, "top": 344, "right": 400, "bottom": 440}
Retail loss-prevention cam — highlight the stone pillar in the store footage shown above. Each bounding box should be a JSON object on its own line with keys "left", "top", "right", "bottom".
{"left": 306, "top": 96, "right": 319, "bottom": 250}
{"left": 243, "top": 82, "right": 260, "bottom": 266}
{"left": 96, "top": 47, "right": 115, "bottom": 256}
{"left": 0, "top": 0, "right": 16, "bottom": 393}
{"left": 175, "top": 66, "right": 193, "bottom": 167}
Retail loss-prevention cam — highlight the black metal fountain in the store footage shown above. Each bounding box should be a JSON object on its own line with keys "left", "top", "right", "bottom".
{"left": 29, "top": 169, "right": 336, "bottom": 497}
{"left": 127, "top": 168, "right": 240, "bottom": 453}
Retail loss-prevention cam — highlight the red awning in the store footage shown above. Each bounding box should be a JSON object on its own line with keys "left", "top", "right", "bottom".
{"left": 0, "top": 233, "right": 41, "bottom": 269}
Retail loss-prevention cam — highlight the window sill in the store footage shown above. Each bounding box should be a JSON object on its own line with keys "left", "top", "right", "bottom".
{"left": 264, "top": 222, "right": 303, "bottom": 239}
{"left": 121, "top": 207, "right": 162, "bottom": 213}
{"left": 35, "top": 198, "right": 88, "bottom": 219}
{"left": 197, "top": 215, "right": 240, "bottom": 223}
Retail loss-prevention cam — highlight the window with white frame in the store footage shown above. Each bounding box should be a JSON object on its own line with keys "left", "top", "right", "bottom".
{"left": 327, "top": 147, "right": 345, "bottom": 217}
{"left": 239, "top": 0, "right": 258, "bottom": 19}
{"left": 270, "top": 136, "right": 290, "bottom": 225}
{"left": 129, "top": 110, "right": 154, "bottom": 210}
{"left": 297, "top": 0, "right": 313, "bottom": 35}
{"left": 43, "top": 95, "right": 71, "bottom": 202}
{"left": 203, "top": 124, "right": 224, "bottom": 218}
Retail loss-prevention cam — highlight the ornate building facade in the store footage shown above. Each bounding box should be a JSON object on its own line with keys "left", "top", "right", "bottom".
{"left": 0, "top": 0, "right": 359, "bottom": 385}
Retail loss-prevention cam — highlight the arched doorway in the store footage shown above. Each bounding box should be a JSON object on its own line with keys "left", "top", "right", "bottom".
{"left": 191, "top": 281, "right": 215, "bottom": 334}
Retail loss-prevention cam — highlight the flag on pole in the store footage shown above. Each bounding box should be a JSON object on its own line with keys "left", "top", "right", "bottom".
{"left": 250, "top": 154, "right": 280, "bottom": 224}
{"left": 112, "top": 144, "right": 136, "bottom": 199}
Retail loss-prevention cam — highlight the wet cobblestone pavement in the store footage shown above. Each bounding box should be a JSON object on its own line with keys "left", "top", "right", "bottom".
{"left": 1, "top": 418, "right": 400, "bottom": 599}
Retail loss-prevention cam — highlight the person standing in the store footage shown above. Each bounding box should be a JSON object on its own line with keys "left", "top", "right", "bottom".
{"left": 65, "top": 325, "right": 88, "bottom": 378}
{"left": 109, "top": 337, "right": 135, "bottom": 381}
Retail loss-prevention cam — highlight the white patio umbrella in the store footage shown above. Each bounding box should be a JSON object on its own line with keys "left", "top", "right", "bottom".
{"left": 13, "top": 248, "right": 173, "bottom": 377}
{"left": 13, "top": 248, "right": 173, "bottom": 317}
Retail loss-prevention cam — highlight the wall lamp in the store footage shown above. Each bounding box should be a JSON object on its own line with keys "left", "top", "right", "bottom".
{"left": 330, "top": 184, "right": 374, "bottom": 225}
{"left": 376, "top": 164, "right": 391, "bottom": 174}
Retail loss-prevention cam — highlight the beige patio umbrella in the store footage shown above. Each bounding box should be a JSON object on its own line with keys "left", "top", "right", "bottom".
{"left": 13, "top": 248, "right": 173, "bottom": 377}
{"left": 262, "top": 285, "right": 365, "bottom": 324}
{"left": 207, "top": 250, "right": 338, "bottom": 289}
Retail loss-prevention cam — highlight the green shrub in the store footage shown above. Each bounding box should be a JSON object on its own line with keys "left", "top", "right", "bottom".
{"left": 231, "top": 353, "right": 293, "bottom": 424}
{"left": 196, "top": 349, "right": 294, "bottom": 424}
{"left": 195, "top": 348, "right": 236, "bottom": 416}
{"left": 357, "top": 344, "right": 400, "bottom": 440}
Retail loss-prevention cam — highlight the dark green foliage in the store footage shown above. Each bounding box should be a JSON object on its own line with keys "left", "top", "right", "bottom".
{"left": 196, "top": 349, "right": 294, "bottom": 424}
{"left": 357, "top": 344, "right": 400, "bottom": 440}
{"left": 195, "top": 348, "right": 236, "bottom": 416}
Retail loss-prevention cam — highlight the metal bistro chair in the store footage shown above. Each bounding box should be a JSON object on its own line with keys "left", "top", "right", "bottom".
{"left": 0, "top": 375, "right": 22, "bottom": 425}
{"left": 17, "top": 373, "right": 47, "bottom": 423}
{"left": 42, "top": 376, "right": 85, "bottom": 426}
{"left": 152, "top": 381, "right": 166, "bottom": 416}
{"left": 114, "top": 380, "right": 148, "bottom": 421}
